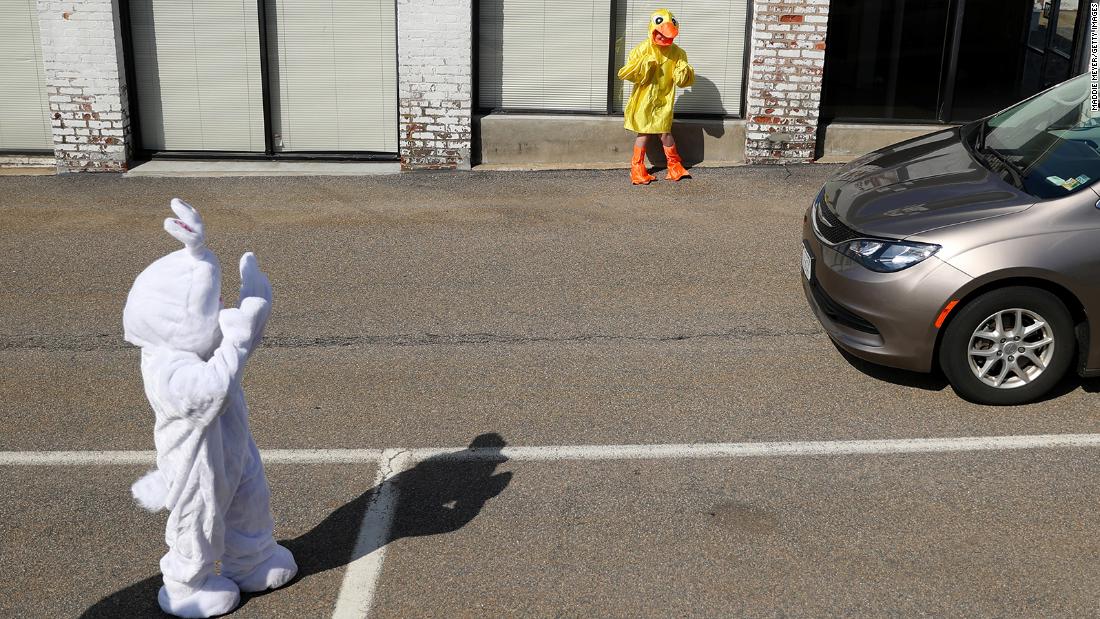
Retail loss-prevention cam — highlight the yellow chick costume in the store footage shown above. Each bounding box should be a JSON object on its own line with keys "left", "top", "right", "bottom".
{"left": 618, "top": 8, "right": 695, "bottom": 134}
{"left": 618, "top": 8, "right": 695, "bottom": 184}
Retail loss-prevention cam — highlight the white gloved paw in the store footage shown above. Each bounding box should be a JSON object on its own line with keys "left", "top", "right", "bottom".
{"left": 218, "top": 298, "right": 269, "bottom": 350}
{"left": 239, "top": 252, "right": 272, "bottom": 305}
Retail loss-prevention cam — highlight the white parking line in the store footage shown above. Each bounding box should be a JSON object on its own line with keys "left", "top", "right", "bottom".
{"left": 5, "top": 433, "right": 1100, "bottom": 618}
{"left": 0, "top": 448, "right": 384, "bottom": 466}
{"left": 5, "top": 433, "right": 1100, "bottom": 467}
{"left": 332, "top": 449, "right": 414, "bottom": 619}
{"left": 406, "top": 433, "right": 1100, "bottom": 462}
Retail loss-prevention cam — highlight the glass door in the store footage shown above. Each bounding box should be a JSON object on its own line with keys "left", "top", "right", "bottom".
{"left": 265, "top": 0, "right": 398, "bottom": 153}
{"left": 129, "top": 0, "right": 267, "bottom": 152}
{"left": 0, "top": 0, "right": 52, "bottom": 151}
{"left": 944, "top": 0, "right": 1033, "bottom": 121}
{"left": 1021, "top": 0, "right": 1084, "bottom": 96}
{"left": 820, "top": 0, "right": 952, "bottom": 122}
{"left": 822, "top": 0, "right": 1090, "bottom": 124}
{"left": 128, "top": 0, "right": 398, "bottom": 156}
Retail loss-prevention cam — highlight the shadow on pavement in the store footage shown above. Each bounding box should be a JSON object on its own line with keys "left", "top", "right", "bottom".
{"left": 80, "top": 433, "right": 512, "bottom": 617}
{"left": 834, "top": 339, "right": 1100, "bottom": 403}
{"left": 1031, "top": 373, "right": 1100, "bottom": 403}
{"left": 832, "top": 341, "right": 949, "bottom": 391}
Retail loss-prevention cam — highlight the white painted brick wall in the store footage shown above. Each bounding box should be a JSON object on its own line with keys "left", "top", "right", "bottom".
{"left": 36, "top": 0, "right": 131, "bottom": 172}
{"left": 397, "top": 0, "right": 472, "bottom": 170}
{"left": 744, "top": 0, "right": 829, "bottom": 164}
{"left": 12, "top": 0, "right": 830, "bottom": 171}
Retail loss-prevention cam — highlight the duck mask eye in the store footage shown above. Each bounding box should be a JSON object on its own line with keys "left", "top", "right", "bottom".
{"left": 654, "top": 16, "right": 664, "bottom": 25}
{"left": 672, "top": 17, "right": 678, "bottom": 26}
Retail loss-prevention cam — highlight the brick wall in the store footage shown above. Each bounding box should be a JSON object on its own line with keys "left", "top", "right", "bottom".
{"left": 744, "top": 0, "right": 829, "bottom": 165}
{"left": 396, "top": 0, "right": 473, "bottom": 170}
{"left": 35, "top": 0, "right": 130, "bottom": 173}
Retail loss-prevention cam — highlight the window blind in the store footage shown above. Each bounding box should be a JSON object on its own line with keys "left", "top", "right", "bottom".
{"left": 0, "top": 0, "right": 52, "bottom": 151}
{"left": 614, "top": 0, "right": 748, "bottom": 116}
{"left": 266, "top": 0, "right": 398, "bottom": 152}
{"left": 129, "top": 0, "right": 266, "bottom": 151}
{"left": 479, "top": 0, "right": 612, "bottom": 112}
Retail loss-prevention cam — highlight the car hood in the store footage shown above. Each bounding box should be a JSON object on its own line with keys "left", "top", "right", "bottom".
{"left": 823, "top": 127, "right": 1035, "bottom": 238}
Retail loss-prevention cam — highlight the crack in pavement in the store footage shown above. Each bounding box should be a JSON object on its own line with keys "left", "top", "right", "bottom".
{"left": 380, "top": 448, "right": 412, "bottom": 478}
{"left": 0, "top": 327, "right": 825, "bottom": 352}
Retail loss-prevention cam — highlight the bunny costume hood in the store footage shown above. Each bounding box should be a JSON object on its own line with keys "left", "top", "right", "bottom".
{"left": 123, "top": 218, "right": 221, "bottom": 356}
{"left": 124, "top": 199, "right": 296, "bottom": 618}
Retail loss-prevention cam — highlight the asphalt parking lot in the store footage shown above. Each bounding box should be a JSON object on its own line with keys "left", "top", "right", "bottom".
{"left": 2, "top": 166, "right": 1100, "bottom": 617}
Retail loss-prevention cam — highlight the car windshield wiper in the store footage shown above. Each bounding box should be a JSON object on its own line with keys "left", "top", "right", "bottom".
{"left": 967, "top": 120, "right": 1026, "bottom": 189}
{"left": 972, "top": 118, "right": 1029, "bottom": 186}
{"left": 978, "top": 144, "right": 1025, "bottom": 188}
{"left": 975, "top": 119, "right": 989, "bottom": 150}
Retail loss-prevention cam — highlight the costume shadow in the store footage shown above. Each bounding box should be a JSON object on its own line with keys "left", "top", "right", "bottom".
{"left": 80, "top": 433, "right": 512, "bottom": 618}
{"left": 645, "top": 75, "right": 727, "bottom": 169}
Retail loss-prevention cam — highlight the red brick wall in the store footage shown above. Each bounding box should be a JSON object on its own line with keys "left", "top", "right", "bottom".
{"left": 745, "top": 0, "right": 829, "bottom": 164}
{"left": 37, "top": 0, "right": 131, "bottom": 172}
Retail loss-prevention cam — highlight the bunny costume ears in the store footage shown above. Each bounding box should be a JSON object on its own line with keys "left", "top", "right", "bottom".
{"left": 165, "top": 198, "right": 207, "bottom": 257}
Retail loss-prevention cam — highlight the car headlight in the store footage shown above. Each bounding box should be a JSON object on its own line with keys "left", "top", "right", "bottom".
{"left": 841, "top": 238, "right": 941, "bottom": 272}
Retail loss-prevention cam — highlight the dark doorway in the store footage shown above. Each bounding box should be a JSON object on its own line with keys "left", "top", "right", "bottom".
{"left": 822, "top": 0, "right": 1090, "bottom": 124}
{"left": 820, "top": 0, "right": 951, "bottom": 122}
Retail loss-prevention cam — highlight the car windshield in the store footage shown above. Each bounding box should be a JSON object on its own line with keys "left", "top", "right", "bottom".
{"left": 969, "top": 74, "right": 1100, "bottom": 199}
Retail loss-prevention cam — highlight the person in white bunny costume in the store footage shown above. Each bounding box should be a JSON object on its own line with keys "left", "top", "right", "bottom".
{"left": 123, "top": 199, "right": 297, "bottom": 618}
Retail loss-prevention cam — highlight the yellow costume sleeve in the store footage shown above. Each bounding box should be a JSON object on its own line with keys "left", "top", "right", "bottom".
{"left": 617, "top": 43, "right": 657, "bottom": 85}
{"left": 673, "top": 51, "right": 694, "bottom": 88}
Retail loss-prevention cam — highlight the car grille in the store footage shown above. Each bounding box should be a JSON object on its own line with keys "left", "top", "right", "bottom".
{"left": 813, "top": 201, "right": 860, "bottom": 246}
{"left": 809, "top": 279, "right": 880, "bottom": 334}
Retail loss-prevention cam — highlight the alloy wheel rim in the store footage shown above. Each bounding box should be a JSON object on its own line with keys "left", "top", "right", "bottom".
{"left": 967, "top": 308, "right": 1055, "bottom": 389}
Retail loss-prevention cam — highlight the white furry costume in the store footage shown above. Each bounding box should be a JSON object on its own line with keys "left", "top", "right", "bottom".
{"left": 123, "top": 199, "right": 296, "bottom": 618}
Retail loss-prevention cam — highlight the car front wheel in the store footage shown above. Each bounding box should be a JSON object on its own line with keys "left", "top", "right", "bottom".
{"left": 939, "top": 287, "right": 1074, "bottom": 405}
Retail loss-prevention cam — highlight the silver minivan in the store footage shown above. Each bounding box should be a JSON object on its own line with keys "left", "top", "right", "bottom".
{"left": 803, "top": 74, "right": 1100, "bottom": 405}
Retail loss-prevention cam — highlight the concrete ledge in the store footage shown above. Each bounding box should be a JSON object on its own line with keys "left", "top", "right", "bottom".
{"left": 473, "top": 160, "right": 745, "bottom": 172}
{"left": 126, "top": 160, "right": 402, "bottom": 178}
{"left": 476, "top": 113, "right": 745, "bottom": 167}
{"left": 819, "top": 122, "right": 951, "bottom": 163}
{"left": 0, "top": 154, "right": 57, "bottom": 175}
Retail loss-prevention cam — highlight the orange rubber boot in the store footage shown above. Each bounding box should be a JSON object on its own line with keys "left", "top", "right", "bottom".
{"left": 663, "top": 145, "right": 691, "bottom": 181}
{"left": 630, "top": 146, "right": 656, "bottom": 185}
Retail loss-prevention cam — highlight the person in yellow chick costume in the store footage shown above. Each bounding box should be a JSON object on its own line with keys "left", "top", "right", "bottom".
{"left": 618, "top": 8, "right": 695, "bottom": 185}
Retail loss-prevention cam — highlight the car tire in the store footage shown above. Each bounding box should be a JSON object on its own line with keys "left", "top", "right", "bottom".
{"left": 939, "top": 287, "right": 1074, "bottom": 405}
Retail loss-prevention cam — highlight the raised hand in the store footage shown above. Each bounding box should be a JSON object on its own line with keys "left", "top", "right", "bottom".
{"left": 239, "top": 252, "right": 272, "bottom": 305}
{"left": 238, "top": 252, "right": 272, "bottom": 353}
{"left": 218, "top": 297, "right": 270, "bottom": 353}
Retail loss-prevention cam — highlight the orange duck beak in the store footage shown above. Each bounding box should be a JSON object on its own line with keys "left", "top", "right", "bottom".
{"left": 652, "top": 22, "right": 678, "bottom": 46}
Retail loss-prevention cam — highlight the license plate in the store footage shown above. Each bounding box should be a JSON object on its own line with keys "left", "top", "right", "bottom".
{"left": 801, "top": 245, "right": 813, "bottom": 281}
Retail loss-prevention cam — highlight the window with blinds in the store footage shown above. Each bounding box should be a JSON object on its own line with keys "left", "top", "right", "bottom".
{"left": 479, "top": 0, "right": 612, "bottom": 112}
{"left": 266, "top": 0, "right": 398, "bottom": 152}
{"left": 0, "top": 0, "right": 52, "bottom": 151}
{"left": 129, "top": 0, "right": 266, "bottom": 152}
{"left": 614, "top": 0, "right": 748, "bottom": 116}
